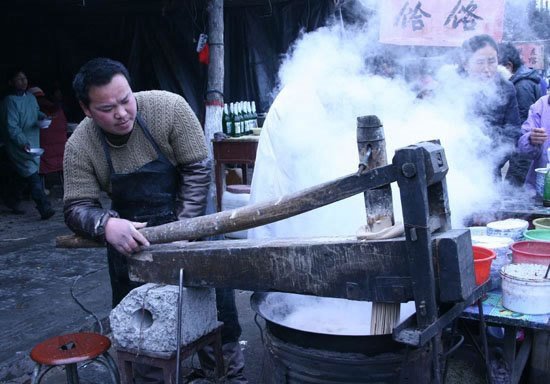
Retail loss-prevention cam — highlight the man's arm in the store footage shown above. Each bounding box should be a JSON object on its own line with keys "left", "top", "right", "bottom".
{"left": 518, "top": 98, "right": 546, "bottom": 159}
{"left": 176, "top": 159, "right": 211, "bottom": 219}
{"left": 64, "top": 198, "right": 119, "bottom": 242}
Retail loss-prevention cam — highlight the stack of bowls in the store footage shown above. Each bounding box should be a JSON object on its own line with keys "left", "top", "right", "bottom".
{"left": 471, "top": 235, "right": 513, "bottom": 284}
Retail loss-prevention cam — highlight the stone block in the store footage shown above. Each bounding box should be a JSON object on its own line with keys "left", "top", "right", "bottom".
{"left": 110, "top": 284, "right": 217, "bottom": 353}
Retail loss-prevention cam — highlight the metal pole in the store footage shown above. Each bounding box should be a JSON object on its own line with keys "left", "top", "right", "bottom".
{"left": 176, "top": 268, "right": 184, "bottom": 384}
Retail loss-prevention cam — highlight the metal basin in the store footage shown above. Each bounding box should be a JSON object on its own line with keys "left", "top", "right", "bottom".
{"left": 251, "top": 291, "right": 415, "bottom": 355}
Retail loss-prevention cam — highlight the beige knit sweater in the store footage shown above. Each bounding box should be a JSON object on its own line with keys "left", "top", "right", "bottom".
{"left": 63, "top": 90, "right": 208, "bottom": 202}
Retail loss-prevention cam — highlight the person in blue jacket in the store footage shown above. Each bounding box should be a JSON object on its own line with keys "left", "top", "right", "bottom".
{"left": 0, "top": 68, "right": 54, "bottom": 219}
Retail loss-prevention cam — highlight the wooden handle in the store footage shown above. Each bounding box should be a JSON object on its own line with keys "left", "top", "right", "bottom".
{"left": 55, "top": 234, "right": 104, "bottom": 248}
{"left": 56, "top": 166, "right": 397, "bottom": 248}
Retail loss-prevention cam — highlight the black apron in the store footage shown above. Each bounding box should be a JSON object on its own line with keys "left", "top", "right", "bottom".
{"left": 100, "top": 114, "right": 178, "bottom": 307}
{"left": 100, "top": 114, "right": 242, "bottom": 344}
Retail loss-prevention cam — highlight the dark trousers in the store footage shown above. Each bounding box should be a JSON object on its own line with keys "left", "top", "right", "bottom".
{"left": 26, "top": 172, "right": 52, "bottom": 214}
{"left": 107, "top": 246, "right": 143, "bottom": 308}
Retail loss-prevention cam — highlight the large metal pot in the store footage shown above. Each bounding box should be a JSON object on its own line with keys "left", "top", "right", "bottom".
{"left": 251, "top": 292, "right": 431, "bottom": 383}
{"left": 251, "top": 291, "right": 414, "bottom": 354}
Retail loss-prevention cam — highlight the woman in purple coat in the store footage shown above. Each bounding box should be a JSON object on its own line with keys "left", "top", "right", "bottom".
{"left": 517, "top": 94, "right": 550, "bottom": 189}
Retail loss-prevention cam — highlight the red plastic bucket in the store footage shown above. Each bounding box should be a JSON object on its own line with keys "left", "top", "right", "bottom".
{"left": 511, "top": 241, "right": 550, "bottom": 265}
{"left": 472, "top": 245, "right": 496, "bottom": 285}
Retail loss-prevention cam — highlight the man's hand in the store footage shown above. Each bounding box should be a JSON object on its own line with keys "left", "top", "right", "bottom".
{"left": 529, "top": 128, "right": 548, "bottom": 145}
{"left": 104, "top": 218, "right": 150, "bottom": 256}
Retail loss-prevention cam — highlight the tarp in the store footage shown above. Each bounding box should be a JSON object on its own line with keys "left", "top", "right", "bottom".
{"left": 0, "top": 1, "right": 334, "bottom": 122}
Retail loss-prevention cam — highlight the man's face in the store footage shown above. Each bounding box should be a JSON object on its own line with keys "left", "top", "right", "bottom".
{"left": 10, "top": 72, "right": 28, "bottom": 92}
{"left": 80, "top": 74, "right": 137, "bottom": 136}
{"left": 464, "top": 45, "right": 498, "bottom": 82}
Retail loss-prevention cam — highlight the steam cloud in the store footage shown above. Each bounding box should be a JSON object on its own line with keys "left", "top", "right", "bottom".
{"left": 249, "top": 0, "right": 536, "bottom": 239}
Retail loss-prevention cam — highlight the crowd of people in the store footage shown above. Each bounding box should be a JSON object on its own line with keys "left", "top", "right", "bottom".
{"left": 461, "top": 34, "right": 549, "bottom": 192}
{"left": 392, "top": 34, "right": 548, "bottom": 191}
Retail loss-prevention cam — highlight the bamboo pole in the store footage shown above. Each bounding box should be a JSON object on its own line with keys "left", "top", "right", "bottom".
{"left": 56, "top": 167, "right": 397, "bottom": 248}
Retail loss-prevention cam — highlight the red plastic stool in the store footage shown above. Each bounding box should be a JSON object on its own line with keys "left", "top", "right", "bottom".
{"left": 30, "top": 332, "right": 120, "bottom": 384}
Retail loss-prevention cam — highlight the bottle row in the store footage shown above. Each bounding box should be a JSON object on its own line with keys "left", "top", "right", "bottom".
{"left": 222, "top": 101, "right": 258, "bottom": 137}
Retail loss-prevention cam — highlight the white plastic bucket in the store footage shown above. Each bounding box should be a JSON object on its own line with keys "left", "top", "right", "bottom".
{"left": 500, "top": 263, "right": 550, "bottom": 315}
{"left": 221, "top": 185, "right": 250, "bottom": 239}
{"left": 535, "top": 168, "right": 548, "bottom": 197}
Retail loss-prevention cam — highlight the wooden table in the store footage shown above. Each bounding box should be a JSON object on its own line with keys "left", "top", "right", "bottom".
{"left": 462, "top": 290, "right": 550, "bottom": 384}
{"left": 467, "top": 197, "right": 550, "bottom": 226}
{"left": 212, "top": 136, "right": 259, "bottom": 211}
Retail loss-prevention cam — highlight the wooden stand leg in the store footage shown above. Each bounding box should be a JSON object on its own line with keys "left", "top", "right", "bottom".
{"left": 65, "top": 363, "right": 80, "bottom": 384}
{"left": 529, "top": 330, "right": 550, "bottom": 384}
{"left": 116, "top": 352, "right": 134, "bottom": 384}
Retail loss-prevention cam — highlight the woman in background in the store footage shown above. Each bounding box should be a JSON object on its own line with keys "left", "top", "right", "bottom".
{"left": 459, "top": 34, "right": 521, "bottom": 182}
{"left": 0, "top": 69, "right": 54, "bottom": 219}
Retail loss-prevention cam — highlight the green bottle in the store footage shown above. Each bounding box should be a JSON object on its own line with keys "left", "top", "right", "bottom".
{"left": 544, "top": 148, "right": 550, "bottom": 206}
{"left": 228, "top": 103, "right": 236, "bottom": 137}
{"left": 232, "top": 102, "right": 242, "bottom": 137}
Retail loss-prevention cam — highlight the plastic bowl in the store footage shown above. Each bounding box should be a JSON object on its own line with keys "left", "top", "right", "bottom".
{"left": 533, "top": 217, "right": 550, "bottom": 230}
{"left": 468, "top": 226, "right": 487, "bottom": 236}
{"left": 523, "top": 229, "right": 550, "bottom": 242}
{"left": 251, "top": 128, "right": 262, "bottom": 136}
{"left": 511, "top": 241, "right": 550, "bottom": 265}
{"left": 28, "top": 148, "right": 44, "bottom": 156}
{"left": 472, "top": 245, "right": 496, "bottom": 285}
{"left": 38, "top": 119, "right": 51, "bottom": 129}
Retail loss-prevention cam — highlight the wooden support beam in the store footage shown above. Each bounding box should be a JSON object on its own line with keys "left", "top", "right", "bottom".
{"left": 127, "top": 229, "right": 473, "bottom": 302}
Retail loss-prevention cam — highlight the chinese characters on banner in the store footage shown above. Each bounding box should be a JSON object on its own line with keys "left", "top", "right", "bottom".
{"left": 379, "top": 0, "right": 505, "bottom": 46}
{"left": 515, "top": 42, "right": 545, "bottom": 70}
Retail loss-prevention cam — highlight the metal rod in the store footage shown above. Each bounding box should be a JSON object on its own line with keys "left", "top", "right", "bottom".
{"left": 176, "top": 268, "right": 184, "bottom": 384}
{"left": 477, "top": 299, "right": 494, "bottom": 384}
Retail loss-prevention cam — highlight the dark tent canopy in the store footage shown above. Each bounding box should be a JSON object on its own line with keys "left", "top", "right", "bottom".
{"left": 0, "top": 0, "right": 339, "bottom": 122}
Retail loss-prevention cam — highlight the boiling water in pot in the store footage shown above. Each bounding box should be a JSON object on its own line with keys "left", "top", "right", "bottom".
{"left": 259, "top": 292, "right": 416, "bottom": 336}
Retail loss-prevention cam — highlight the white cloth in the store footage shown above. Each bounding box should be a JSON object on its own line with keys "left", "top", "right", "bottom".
{"left": 248, "top": 85, "right": 367, "bottom": 239}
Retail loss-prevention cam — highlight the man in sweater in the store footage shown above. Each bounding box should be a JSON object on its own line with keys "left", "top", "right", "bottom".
{"left": 64, "top": 58, "right": 246, "bottom": 383}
